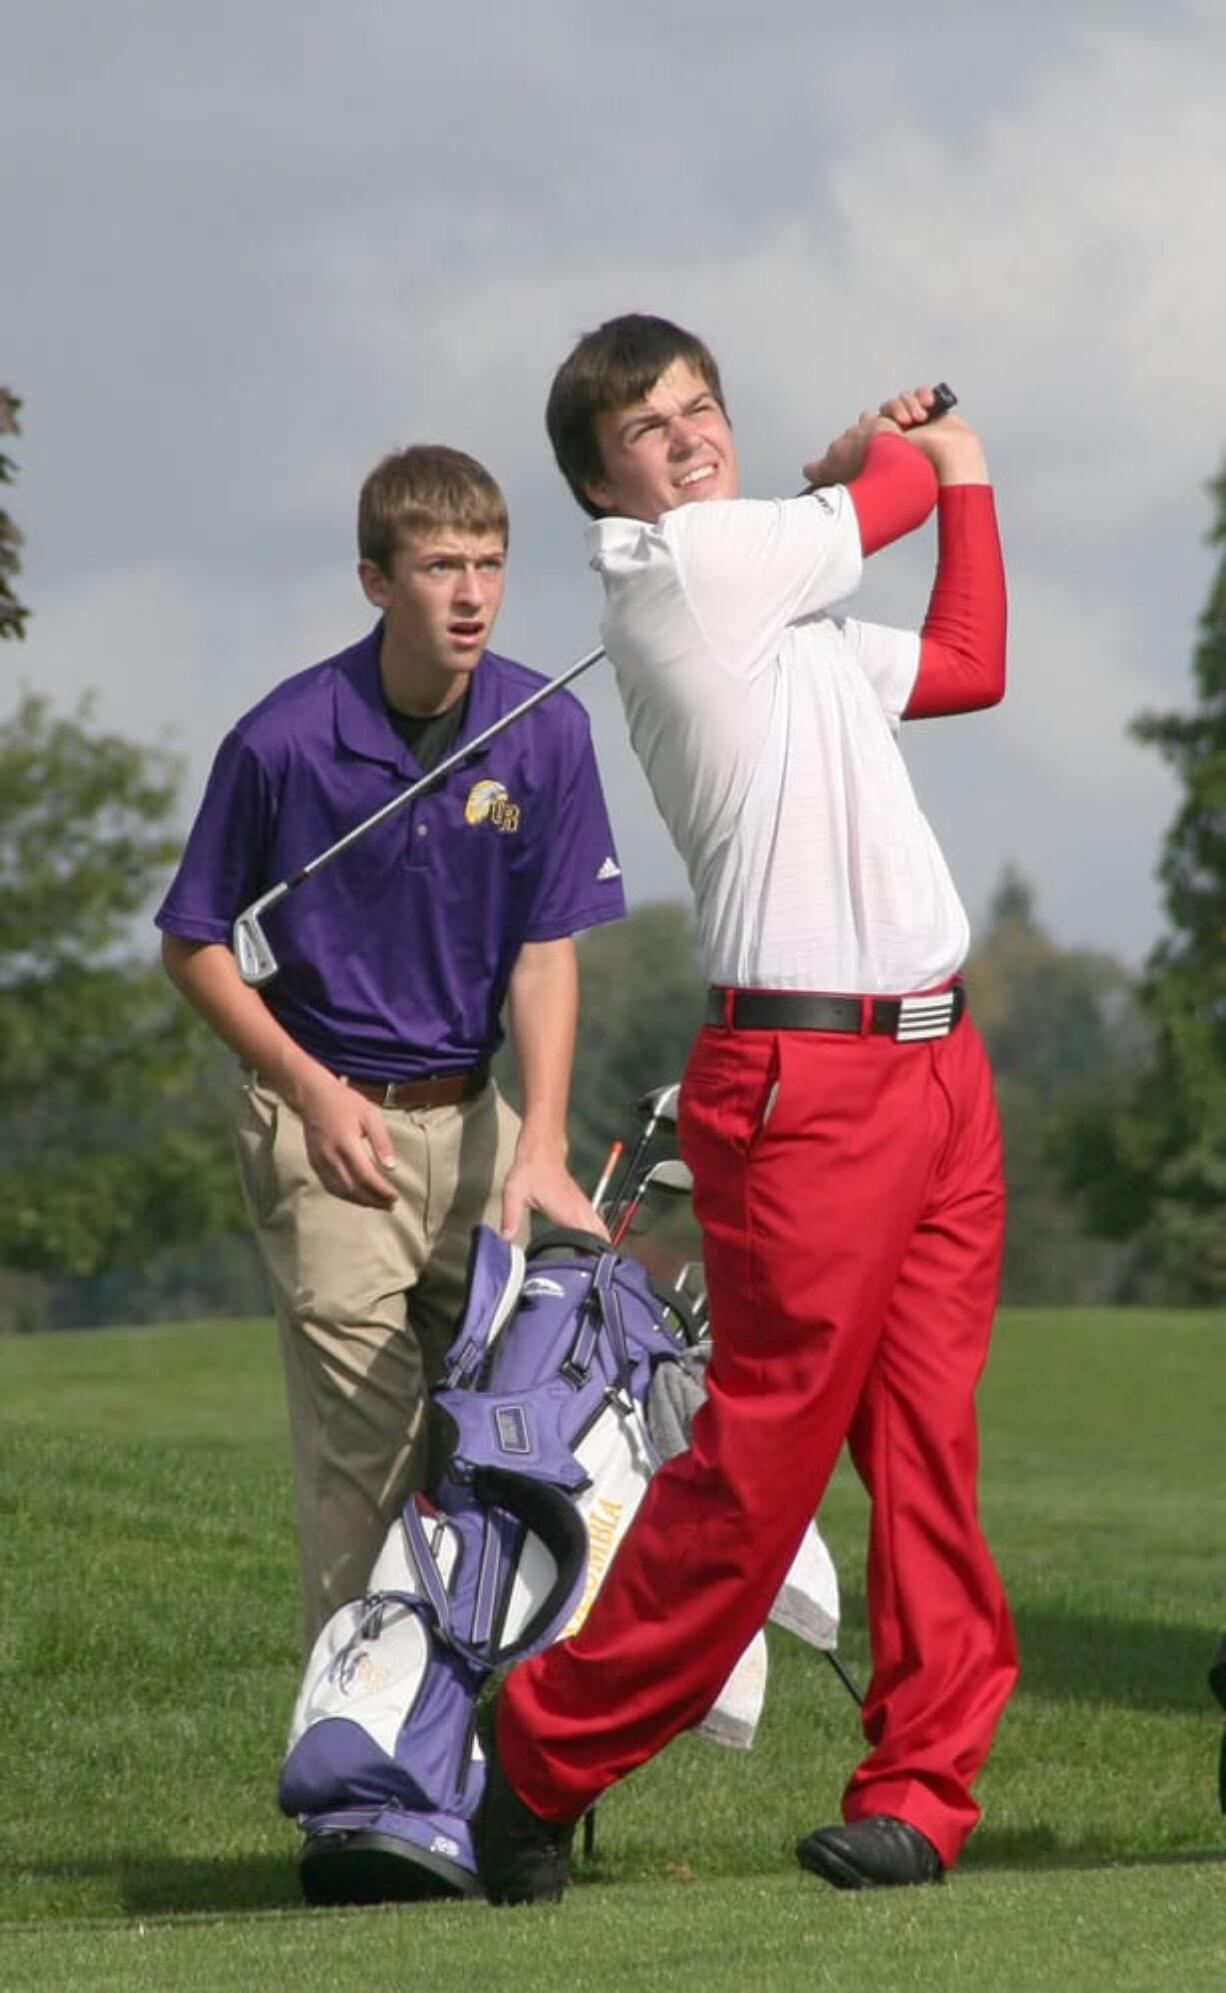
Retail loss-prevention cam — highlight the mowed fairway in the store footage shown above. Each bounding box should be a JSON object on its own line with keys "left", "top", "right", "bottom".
{"left": 1, "top": 1307, "right": 1223, "bottom": 1991}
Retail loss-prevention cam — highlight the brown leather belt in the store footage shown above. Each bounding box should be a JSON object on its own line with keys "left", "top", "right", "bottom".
{"left": 340, "top": 1066, "right": 490, "bottom": 1110}
{"left": 704, "top": 983, "right": 965, "bottom": 1041}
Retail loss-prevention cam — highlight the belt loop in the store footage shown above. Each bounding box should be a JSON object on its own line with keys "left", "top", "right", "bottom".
{"left": 382, "top": 1081, "right": 397, "bottom": 1108}
{"left": 858, "top": 995, "right": 873, "bottom": 1037}
{"left": 708, "top": 986, "right": 735, "bottom": 1027}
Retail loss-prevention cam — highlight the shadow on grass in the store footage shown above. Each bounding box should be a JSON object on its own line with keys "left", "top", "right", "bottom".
{"left": 4, "top": 1852, "right": 306, "bottom": 1919}
{"left": 1010, "top": 1605, "right": 1221, "bottom": 1714}
{"left": 964, "top": 1823, "right": 1226, "bottom": 1874}
{"left": 838, "top": 1593, "right": 1221, "bottom": 1715}
{"left": 118, "top": 1852, "right": 303, "bottom": 1916}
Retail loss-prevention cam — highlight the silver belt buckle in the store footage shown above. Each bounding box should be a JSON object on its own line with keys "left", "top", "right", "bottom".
{"left": 895, "top": 991, "right": 956, "bottom": 1041}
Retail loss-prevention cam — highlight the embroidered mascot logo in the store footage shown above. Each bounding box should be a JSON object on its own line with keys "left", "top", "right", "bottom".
{"left": 464, "top": 779, "right": 521, "bottom": 833}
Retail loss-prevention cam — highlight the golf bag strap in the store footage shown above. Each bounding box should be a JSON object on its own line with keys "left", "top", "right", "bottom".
{"left": 400, "top": 1483, "right": 589, "bottom": 1671}
{"left": 440, "top": 1235, "right": 526, "bottom": 1392}
{"left": 398, "top": 1502, "right": 513, "bottom": 1669}
{"left": 399, "top": 1506, "right": 463, "bottom": 1644}
{"left": 595, "top": 1256, "right": 635, "bottom": 1383}
{"left": 561, "top": 1253, "right": 634, "bottom": 1389}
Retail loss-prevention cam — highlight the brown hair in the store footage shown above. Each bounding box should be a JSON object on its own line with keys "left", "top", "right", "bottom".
{"left": 546, "top": 314, "right": 728, "bottom": 518}
{"left": 357, "top": 444, "right": 509, "bottom": 574}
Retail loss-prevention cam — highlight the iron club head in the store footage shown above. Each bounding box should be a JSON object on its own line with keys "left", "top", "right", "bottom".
{"left": 232, "top": 908, "right": 280, "bottom": 987}
{"left": 637, "top": 1083, "right": 680, "bottom": 1128}
{"left": 610, "top": 1155, "right": 694, "bottom": 1245}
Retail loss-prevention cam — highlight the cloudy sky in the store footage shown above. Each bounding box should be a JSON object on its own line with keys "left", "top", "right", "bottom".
{"left": 7, "top": 0, "right": 1224, "bottom": 966}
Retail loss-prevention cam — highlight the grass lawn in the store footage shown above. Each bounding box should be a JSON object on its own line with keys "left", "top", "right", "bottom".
{"left": 1, "top": 1306, "right": 1223, "bottom": 1989}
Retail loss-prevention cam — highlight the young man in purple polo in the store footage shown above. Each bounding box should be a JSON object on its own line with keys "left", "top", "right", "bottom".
{"left": 475, "top": 318, "right": 1017, "bottom": 1901}
{"left": 157, "top": 444, "right": 626, "bottom": 1648}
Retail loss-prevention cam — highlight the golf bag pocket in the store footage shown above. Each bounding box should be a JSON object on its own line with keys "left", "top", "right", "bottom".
{"left": 281, "top": 1507, "right": 488, "bottom": 1823}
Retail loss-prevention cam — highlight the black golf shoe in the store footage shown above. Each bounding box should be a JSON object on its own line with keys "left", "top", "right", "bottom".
{"left": 473, "top": 1718, "right": 575, "bottom": 1907}
{"left": 795, "top": 1814, "right": 944, "bottom": 1890}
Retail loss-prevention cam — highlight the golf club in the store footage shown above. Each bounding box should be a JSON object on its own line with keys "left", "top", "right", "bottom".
{"left": 638, "top": 1081, "right": 680, "bottom": 1129}
{"left": 672, "top": 1260, "right": 709, "bottom": 1335}
{"left": 591, "top": 1140, "right": 625, "bottom": 1219}
{"left": 232, "top": 642, "right": 607, "bottom": 985}
{"left": 603, "top": 1082, "right": 681, "bottom": 1226}
{"left": 610, "top": 1156, "right": 693, "bottom": 1247}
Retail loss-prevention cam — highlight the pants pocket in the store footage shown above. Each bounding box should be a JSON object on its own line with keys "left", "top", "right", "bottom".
{"left": 231, "top": 1073, "right": 284, "bottom": 1228}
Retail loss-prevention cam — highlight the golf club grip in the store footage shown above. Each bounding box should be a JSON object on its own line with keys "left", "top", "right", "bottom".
{"left": 801, "top": 381, "right": 958, "bottom": 496}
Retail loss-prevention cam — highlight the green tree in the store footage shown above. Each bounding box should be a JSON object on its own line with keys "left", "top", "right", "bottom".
{"left": 965, "top": 869, "right": 1147, "bottom": 1304}
{"left": 1060, "top": 467, "right": 1226, "bottom": 1301}
{"left": 0, "top": 389, "right": 30, "bottom": 641}
{"left": 0, "top": 690, "right": 243, "bottom": 1307}
{"left": 496, "top": 902, "right": 706, "bottom": 1197}
{"left": 568, "top": 901, "right": 707, "bottom": 1193}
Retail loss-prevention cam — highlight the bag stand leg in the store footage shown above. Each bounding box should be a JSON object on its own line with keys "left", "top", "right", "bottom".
{"left": 826, "top": 1649, "right": 864, "bottom": 1707}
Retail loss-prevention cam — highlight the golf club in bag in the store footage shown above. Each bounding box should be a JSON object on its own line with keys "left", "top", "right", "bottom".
{"left": 279, "top": 1102, "right": 847, "bottom": 1905}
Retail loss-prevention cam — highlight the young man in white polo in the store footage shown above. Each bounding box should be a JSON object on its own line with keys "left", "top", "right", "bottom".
{"left": 476, "top": 317, "right": 1018, "bottom": 1901}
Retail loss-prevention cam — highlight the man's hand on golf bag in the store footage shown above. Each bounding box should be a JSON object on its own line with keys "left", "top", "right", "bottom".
{"left": 499, "top": 1144, "right": 609, "bottom": 1242}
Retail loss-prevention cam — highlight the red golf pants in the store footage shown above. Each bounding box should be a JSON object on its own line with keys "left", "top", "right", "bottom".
{"left": 499, "top": 1005, "right": 1019, "bottom": 1867}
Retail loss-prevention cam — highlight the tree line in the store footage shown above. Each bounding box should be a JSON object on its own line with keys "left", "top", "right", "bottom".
{"left": 2, "top": 392, "right": 1223, "bottom": 1327}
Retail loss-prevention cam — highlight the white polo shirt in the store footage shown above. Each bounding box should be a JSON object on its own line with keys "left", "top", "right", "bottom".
{"left": 590, "top": 489, "right": 969, "bottom": 994}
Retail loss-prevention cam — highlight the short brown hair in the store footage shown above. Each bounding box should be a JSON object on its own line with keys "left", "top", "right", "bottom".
{"left": 357, "top": 444, "right": 509, "bottom": 574}
{"left": 546, "top": 315, "right": 728, "bottom": 518}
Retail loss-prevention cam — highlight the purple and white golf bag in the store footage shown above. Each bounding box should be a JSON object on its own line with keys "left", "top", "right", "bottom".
{"left": 279, "top": 1222, "right": 841, "bottom": 1903}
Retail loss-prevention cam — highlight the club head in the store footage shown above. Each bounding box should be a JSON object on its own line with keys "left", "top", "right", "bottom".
{"left": 640, "top": 1158, "right": 693, "bottom": 1197}
{"left": 232, "top": 909, "right": 280, "bottom": 987}
{"left": 609, "top": 1156, "right": 695, "bottom": 1246}
{"left": 637, "top": 1083, "right": 680, "bottom": 1127}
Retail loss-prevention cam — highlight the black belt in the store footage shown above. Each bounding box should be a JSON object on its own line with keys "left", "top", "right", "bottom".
{"left": 339, "top": 1066, "right": 490, "bottom": 1110}
{"left": 704, "top": 983, "right": 965, "bottom": 1041}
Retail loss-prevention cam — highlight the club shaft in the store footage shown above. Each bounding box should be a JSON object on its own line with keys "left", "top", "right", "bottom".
{"left": 605, "top": 1120, "right": 657, "bottom": 1235}
{"left": 825, "top": 1648, "right": 865, "bottom": 1708}
{"left": 592, "top": 1140, "right": 625, "bottom": 1217}
{"left": 231, "top": 643, "right": 607, "bottom": 981}
{"left": 290, "top": 644, "right": 606, "bottom": 890}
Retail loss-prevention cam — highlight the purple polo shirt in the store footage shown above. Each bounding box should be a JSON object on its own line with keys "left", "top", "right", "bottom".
{"left": 156, "top": 626, "right": 626, "bottom": 1080}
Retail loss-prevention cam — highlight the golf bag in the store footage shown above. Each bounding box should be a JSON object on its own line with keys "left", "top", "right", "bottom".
{"left": 280, "top": 1221, "right": 841, "bottom": 1902}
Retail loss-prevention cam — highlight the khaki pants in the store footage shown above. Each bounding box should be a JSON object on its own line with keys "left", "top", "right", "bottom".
{"left": 231, "top": 1071, "right": 522, "bottom": 1650}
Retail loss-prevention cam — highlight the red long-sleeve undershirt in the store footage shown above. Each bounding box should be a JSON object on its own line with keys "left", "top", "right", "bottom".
{"left": 843, "top": 434, "right": 1007, "bottom": 718}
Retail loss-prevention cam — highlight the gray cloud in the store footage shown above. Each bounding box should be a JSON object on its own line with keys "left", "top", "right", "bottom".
{"left": 7, "top": 0, "right": 1225, "bottom": 965}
